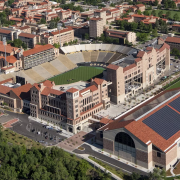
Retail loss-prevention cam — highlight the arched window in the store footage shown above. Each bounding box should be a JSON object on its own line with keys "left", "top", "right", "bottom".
{"left": 115, "top": 132, "right": 135, "bottom": 148}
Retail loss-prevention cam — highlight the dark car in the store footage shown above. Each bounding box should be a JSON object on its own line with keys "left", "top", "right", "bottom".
{"left": 56, "top": 130, "right": 62, "bottom": 133}
{"left": 31, "top": 129, "right": 35, "bottom": 132}
{"left": 45, "top": 136, "right": 48, "bottom": 139}
{"left": 44, "top": 132, "right": 47, "bottom": 135}
{"left": 50, "top": 137, "right": 53, "bottom": 140}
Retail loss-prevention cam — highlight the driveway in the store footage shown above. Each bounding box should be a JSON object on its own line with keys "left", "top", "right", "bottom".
{"left": 73, "top": 144, "right": 148, "bottom": 176}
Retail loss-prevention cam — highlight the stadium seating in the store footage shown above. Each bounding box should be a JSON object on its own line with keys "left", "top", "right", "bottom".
{"left": 24, "top": 69, "right": 44, "bottom": 83}
{"left": 108, "top": 53, "right": 123, "bottom": 63}
{"left": 57, "top": 54, "right": 76, "bottom": 69}
{"left": 97, "top": 52, "right": 107, "bottom": 62}
{"left": 41, "top": 62, "right": 60, "bottom": 76}
{"left": 82, "top": 52, "right": 91, "bottom": 62}
{"left": 33, "top": 66, "right": 52, "bottom": 80}
{"left": 51, "top": 59, "right": 68, "bottom": 73}
{"left": 103, "top": 53, "right": 115, "bottom": 62}
{"left": 91, "top": 51, "right": 99, "bottom": 62}
{"left": 67, "top": 53, "right": 85, "bottom": 64}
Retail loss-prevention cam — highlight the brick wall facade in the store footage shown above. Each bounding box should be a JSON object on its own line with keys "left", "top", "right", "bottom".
{"left": 103, "top": 138, "right": 114, "bottom": 152}
{"left": 152, "top": 150, "right": 166, "bottom": 165}
{"left": 136, "top": 149, "right": 148, "bottom": 163}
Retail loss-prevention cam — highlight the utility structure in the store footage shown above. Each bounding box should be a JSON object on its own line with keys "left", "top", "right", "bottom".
{"left": 57, "top": 23, "right": 62, "bottom": 48}
{"left": 3, "top": 37, "right": 7, "bottom": 67}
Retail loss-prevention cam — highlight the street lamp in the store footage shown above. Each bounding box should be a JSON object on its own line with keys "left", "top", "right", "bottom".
{"left": 57, "top": 23, "right": 62, "bottom": 48}
{"left": 3, "top": 37, "right": 7, "bottom": 67}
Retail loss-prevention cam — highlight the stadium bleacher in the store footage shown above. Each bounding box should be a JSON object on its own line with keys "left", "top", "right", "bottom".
{"left": 82, "top": 52, "right": 91, "bottom": 62}
{"left": 57, "top": 54, "right": 76, "bottom": 69}
{"left": 51, "top": 59, "right": 68, "bottom": 73}
{"left": 32, "top": 66, "right": 52, "bottom": 80}
{"left": 91, "top": 51, "right": 99, "bottom": 62}
{"left": 103, "top": 53, "right": 115, "bottom": 62}
{"left": 67, "top": 53, "right": 85, "bottom": 64}
{"left": 41, "top": 62, "right": 60, "bottom": 76}
{"left": 97, "top": 52, "right": 107, "bottom": 62}
{"left": 24, "top": 69, "right": 44, "bottom": 83}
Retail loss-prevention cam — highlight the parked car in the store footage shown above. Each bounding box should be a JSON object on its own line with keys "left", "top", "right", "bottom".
{"left": 175, "top": 65, "right": 178, "bottom": 68}
{"left": 45, "top": 136, "right": 48, "bottom": 139}
{"left": 37, "top": 131, "right": 41, "bottom": 135}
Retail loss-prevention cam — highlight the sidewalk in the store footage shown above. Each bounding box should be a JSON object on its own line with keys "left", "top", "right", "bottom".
{"left": 59, "top": 146, "right": 123, "bottom": 180}
{"left": 28, "top": 116, "right": 73, "bottom": 138}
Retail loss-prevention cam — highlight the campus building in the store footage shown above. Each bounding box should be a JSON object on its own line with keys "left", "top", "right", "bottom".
{"left": 29, "top": 78, "right": 111, "bottom": 133}
{"left": 105, "top": 29, "right": 136, "bottom": 44}
{"left": 89, "top": 17, "right": 104, "bottom": 38}
{"left": 96, "top": 88, "right": 180, "bottom": 170}
{"left": 21, "top": 44, "right": 56, "bottom": 70}
{"left": 106, "top": 38, "right": 170, "bottom": 103}
{"left": 165, "top": 36, "right": 180, "bottom": 50}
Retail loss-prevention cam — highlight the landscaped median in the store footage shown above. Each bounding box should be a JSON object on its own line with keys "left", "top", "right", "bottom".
{"left": 88, "top": 156, "right": 124, "bottom": 179}
{"left": 163, "top": 76, "right": 180, "bottom": 90}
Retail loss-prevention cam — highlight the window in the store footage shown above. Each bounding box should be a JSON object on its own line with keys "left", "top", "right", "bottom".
{"left": 157, "top": 152, "right": 161, "bottom": 157}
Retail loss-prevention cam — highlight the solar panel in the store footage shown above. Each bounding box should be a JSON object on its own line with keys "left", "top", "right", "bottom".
{"left": 169, "top": 97, "right": 180, "bottom": 112}
{"left": 143, "top": 106, "right": 180, "bottom": 140}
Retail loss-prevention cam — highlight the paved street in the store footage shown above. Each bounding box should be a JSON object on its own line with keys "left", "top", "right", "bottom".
{"left": 1, "top": 110, "right": 66, "bottom": 146}
{"left": 73, "top": 144, "right": 148, "bottom": 176}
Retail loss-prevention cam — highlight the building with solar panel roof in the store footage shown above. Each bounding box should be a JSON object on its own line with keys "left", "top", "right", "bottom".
{"left": 96, "top": 88, "right": 180, "bottom": 170}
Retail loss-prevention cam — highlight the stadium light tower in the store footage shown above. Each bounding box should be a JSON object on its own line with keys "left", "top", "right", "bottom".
{"left": 57, "top": 23, "right": 62, "bottom": 48}
{"left": 3, "top": 37, "right": 7, "bottom": 67}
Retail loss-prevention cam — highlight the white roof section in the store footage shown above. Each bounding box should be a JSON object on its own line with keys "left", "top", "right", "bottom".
{"left": 60, "top": 44, "right": 137, "bottom": 55}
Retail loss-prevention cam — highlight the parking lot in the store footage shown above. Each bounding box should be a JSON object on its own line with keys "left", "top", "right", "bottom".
{"left": 0, "top": 110, "right": 67, "bottom": 146}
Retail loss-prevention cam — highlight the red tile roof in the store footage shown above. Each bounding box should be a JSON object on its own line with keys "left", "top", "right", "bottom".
{"left": 107, "top": 64, "right": 119, "bottom": 70}
{"left": 0, "top": 29, "right": 11, "bottom": 34}
{"left": 93, "top": 78, "right": 104, "bottom": 85}
{"left": 10, "top": 17, "right": 23, "bottom": 21}
{"left": 172, "top": 24, "right": 180, "bottom": 27}
{"left": 100, "top": 117, "right": 113, "bottom": 124}
{"left": 42, "top": 80, "right": 54, "bottom": 88}
{"left": 0, "top": 84, "right": 12, "bottom": 95}
{"left": 137, "top": 51, "right": 145, "bottom": 58}
{"left": 90, "top": 17, "right": 102, "bottom": 21}
{"left": 23, "top": 44, "right": 54, "bottom": 57}
{"left": 99, "top": 119, "right": 134, "bottom": 131}
{"left": 66, "top": 87, "right": 79, "bottom": 93}
{"left": 0, "top": 78, "right": 13, "bottom": 85}
{"left": 0, "top": 43, "right": 18, "bottom": 53}
{"left": 165, "top": 37, "right": 180, "bottom": 44}
{"left": 50, "top": 27, "right": 73, "bottom": 35}
{"left": 80, "top": 85, "right": 98, "bottom": 94}
{"left": 11, "top": 83, "right": 32, "bottom": 100}
{"left": 19, "top": 32, "right": 36, "bottom": 38}
{"left": 41, "top": 87, "right": 64, "bottom": 96}
{"left": 6, "top": 55, "right": 17, "bottom": 64}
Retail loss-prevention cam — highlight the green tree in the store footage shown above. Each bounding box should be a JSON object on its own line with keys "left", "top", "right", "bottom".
{"left": 143, "top": 10, "right": 149, "bottom": 16}
{"left": 139, "top": 21, "right": 144, "bottom": 31}
{"left": 158, "top": 11, "right": 163, "bottom": 18}
{"left": 152, "top": 28, "right": 158, "bottom": 37}
{"left": 157, "top": 4, "right": 161, "bottom": 9}
{"left": 151, "top": 10, "right": 156, "bottom": 16}
{"left": 49, "top": 21, "right": 56, "bottom": 29}
{"left": 22, "top": 42, "right": 27, "bottom": 49}
{"left": 13, "top": 39, "right": 22, "bottom": 48}
{"left": 154, "top": 0, "right": 158, "bottom": 6}
{"left": 137, "top": 10, "right": 142, "bottom": 15}
{"left": 173, "top": 13, "right": 179, "bottom": 21}
{"left": 149, "top": 168, "right": 166, "bottom": 180}
{"left": 166, "top": 11, "right": 171, "bottom": 19}
{"left": 40, "top": 18, "right": 46, "bottom": 24}
{"left": 84, "top": 33, "right": 89, "bottom": 40}
{"left": 131, "top": 172, "right": 141, "bottom": 180}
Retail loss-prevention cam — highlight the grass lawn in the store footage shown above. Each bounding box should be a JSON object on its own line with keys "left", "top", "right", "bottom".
{"left": 166, "top": 80, "right": 180, "bottom": 90}
{"left": 146, "top": 9, "right": 180, "bottom": 19}
{"left": 48, "top": 66, "right": 105, "bottom": 85}
{"left": 2, "top": 128, "right": 43, "bottom": 149}
{"left": 88, "top": 156, "right": 125, "bottom": 179}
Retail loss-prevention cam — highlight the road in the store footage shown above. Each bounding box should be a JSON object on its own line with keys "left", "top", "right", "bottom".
{"left": 2, "top": 110, "right": 66, "bottom": 146}
{"left": 73, "top": 144, "right": 148, "bottom": 176}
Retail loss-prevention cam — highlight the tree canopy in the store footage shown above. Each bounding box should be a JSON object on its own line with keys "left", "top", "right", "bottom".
{"left": 0, "top": 127, "right": 111, "bottom": 180}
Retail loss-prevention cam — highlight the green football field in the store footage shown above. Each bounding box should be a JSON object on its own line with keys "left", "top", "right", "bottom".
{"left": 48, "top": 66, "right": 105, "bottom": 85}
